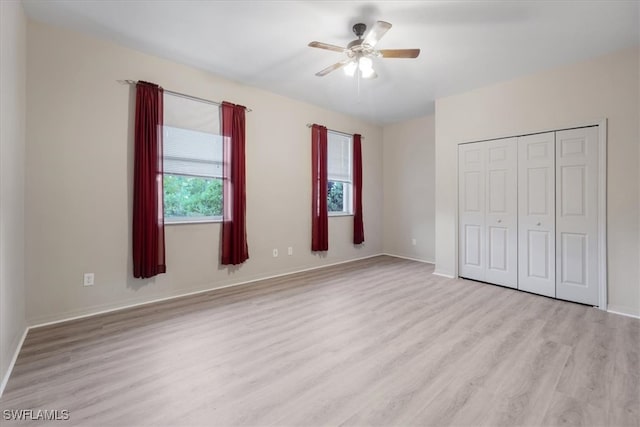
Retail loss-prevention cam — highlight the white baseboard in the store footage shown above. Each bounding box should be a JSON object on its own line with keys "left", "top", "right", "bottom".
{"left": 29, "top": 253, "right": 386, "bottom": 330}
{"left": 607, "top": 308, "right": 640, "bottom": 320}
{"left": 432, "top": 270, "right": 455, "bottom": 279}
{"left": 382, "top": 253, "right": 435, "bottom": 264}
{"left": 0, "top": 326, "right": 29, "bottom": 398}
{"left": 383, "top": 254, "right": 456, "bottom": 280}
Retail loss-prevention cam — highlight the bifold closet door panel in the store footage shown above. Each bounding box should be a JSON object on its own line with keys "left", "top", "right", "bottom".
{"left": 556, "top": 127, "right": 599, "bottom": 305}
{"left": 458, "top": 142, "right": 485, "bottom": 282}
{"left": 484, "top": 138, "right": 518, "bottom": 288}
{"left": 518, "top": 132, "right": 556, "bottom": 297}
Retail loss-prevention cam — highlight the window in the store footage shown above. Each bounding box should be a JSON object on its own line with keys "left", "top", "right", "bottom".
{"left": 327, "top": 131, "right": 353, "bottom": 215}
{"left": 163, "top": 93, "right": 223, "bottom": 223}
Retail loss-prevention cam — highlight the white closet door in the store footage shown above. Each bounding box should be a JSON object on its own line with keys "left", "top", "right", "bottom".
{"left": 518, "top": 133, "right": 556, "bottom": 297}
{"left": 459, "top": 142, "right": 485, "bottom": 282}
{"left": 555, "top": 127, "right": 599, "bottom": 305}
{"left": 484, "top": 138, "right": 518, "bottom": 288}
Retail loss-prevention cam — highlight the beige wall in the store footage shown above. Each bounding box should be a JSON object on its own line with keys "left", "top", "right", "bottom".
{"left": 19, "top": 19, "right": 640, "bottom": 328}
{"left": 0, "top": 0, "right": 27, "bottom": 390}
{"left": 26, "top": 21, "right": 383, "bottom": 325}
{"left": 382, "top": 115, "right": 435, "bottom": 262}
{"left": 435, "top": 47, "right": 640, "bottom": 316}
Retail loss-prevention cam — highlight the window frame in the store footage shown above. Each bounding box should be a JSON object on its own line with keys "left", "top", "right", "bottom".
{"left": 162, "top": 94, "right": 224, "bottom": 225}
{"left": 327, "top": 131, "right": 354, "bottom": 216}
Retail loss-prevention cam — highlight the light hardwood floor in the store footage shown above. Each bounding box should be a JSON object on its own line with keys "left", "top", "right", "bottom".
{"left": 1, "top": 256, "right": 638, "bottom": 426}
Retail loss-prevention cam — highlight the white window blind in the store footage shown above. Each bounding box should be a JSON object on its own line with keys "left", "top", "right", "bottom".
{"left": 328, "top": 131, "right": 352, "bottom": 182}
{"left": 163, "top": 93, "right": 222, "bottom": 178}
{"left": 163, "top": 127, "right": 222, "bottom": 178}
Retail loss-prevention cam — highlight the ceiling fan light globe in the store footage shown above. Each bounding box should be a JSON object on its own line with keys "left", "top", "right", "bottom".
{"left": 360, "top": 67, "right": 375, "bottom": 79}
{"left": 358, "top": 56, "right": 373, "bottom": 71}
{"left": 344, "top": 61, "right": 357, "bottom": 76}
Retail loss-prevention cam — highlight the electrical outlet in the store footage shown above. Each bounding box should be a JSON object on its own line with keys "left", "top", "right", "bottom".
{"left": 273, "top": 248, "right": 278, "bottom": 257}
{"left": 288, "top": 246, "right": 293, "bottom": 256}
{"left": 83, "top": 273, "right": 95, "bottom": 287}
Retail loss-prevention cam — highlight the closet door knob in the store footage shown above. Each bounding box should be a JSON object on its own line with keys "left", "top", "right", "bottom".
{"left": 497, "top": 219, "right": 502, "bottom": 223}
{"left": 537, "top": 222, "right": 541, "bottom": 226}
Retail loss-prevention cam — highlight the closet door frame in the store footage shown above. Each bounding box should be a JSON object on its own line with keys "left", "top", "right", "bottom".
{"left": 454, "top": 118, "right": 607, "bottom": 311}
{"left": 596, "top": 119, "right": 607, "bottom": 311}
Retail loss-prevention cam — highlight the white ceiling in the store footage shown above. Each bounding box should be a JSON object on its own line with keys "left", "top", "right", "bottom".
{"left": 23, "top": 1, "right": 639, "bottom": 125}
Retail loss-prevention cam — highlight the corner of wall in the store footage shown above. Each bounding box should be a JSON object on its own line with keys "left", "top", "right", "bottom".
{"left": 381, "top": 114, "right": 436, "bottom": 263}
{"left": 0, "top": 0, "right": 28, "bottom": 396}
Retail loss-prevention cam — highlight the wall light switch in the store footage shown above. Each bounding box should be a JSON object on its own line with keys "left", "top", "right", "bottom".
{"left": 273, "top": 249, "right": 278, "bottom": 257}
{"left": 412, "top": 238, "right": 417, "bottom": 246}
{"left": 287, "top": 247, "right": 293, "bottom": 256}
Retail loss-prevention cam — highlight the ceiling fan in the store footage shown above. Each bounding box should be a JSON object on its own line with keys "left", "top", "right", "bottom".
{"left": 308, "top": 21, "right": 420, "bottom": 79}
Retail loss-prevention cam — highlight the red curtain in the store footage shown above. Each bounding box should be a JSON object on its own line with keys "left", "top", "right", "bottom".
{"left": 353, "top": 133, "right": 365, "bottom": 244}
{"left": 311, "top": 124, "right": 329, "bottom": 251}
{"left": 133, "top": 81, "right": 166, "bottom": 278}
{"left": 221, "top": 101, "right": 249, "bottom": 265}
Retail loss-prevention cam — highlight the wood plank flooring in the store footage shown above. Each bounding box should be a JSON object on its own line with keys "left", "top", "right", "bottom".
{"left": 1, "top": 256, "right": 638, "bottom": 426}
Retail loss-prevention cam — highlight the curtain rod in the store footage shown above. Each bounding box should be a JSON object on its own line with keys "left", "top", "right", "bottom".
{"left": 306, "top": 123, "right": 364, "bottom": 139}
{"left": 118, "top": 80, "right": 252, "bottom": 112}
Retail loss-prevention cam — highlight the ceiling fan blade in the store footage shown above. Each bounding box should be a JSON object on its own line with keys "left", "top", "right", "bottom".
{"left": 308, "top": 41, "right": 346, "bottom": 53}
{"left": 315, "top": 59, "right": 352, "bottom": 77}
{"left": 379, "top": 49, "right": 421, "bottom": 58}
{"left": 363, "top": 21, "right": 392, "bottom": 47}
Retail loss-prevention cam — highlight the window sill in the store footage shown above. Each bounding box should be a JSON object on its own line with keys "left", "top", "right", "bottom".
{"left": 328, "top": 212, "right": 354, "bottom": 217}
{"left": 165, "top": 218, "right": 222, "bottom": 225}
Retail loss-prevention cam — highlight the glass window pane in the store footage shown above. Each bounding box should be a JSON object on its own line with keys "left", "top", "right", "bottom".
{"left": 328, "top": 181, "right": 344, "bottom": 212}
{"left": 164, "top": 174, "right": 223, "bottom": 218}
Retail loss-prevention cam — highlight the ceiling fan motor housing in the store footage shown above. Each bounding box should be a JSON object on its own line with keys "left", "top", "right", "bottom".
{"left": 347, "top": 39, "right": 365, "bottom": 51}
{"left": 352, "top": 23, "right": 367, "bottom": 38}
{"left": 348, "top": 23, "right": 372, "bottom": 53}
